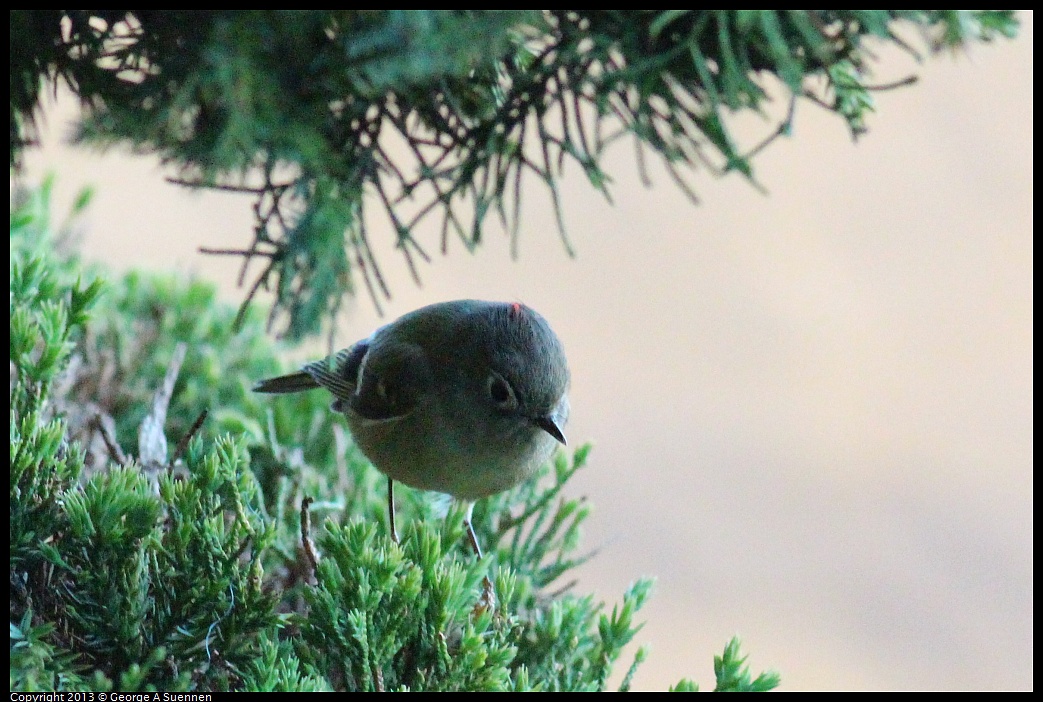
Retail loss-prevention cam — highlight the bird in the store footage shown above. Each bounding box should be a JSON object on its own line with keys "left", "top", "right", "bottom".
{"left": 253, "top": 299, "right": 570, "bottom": 557}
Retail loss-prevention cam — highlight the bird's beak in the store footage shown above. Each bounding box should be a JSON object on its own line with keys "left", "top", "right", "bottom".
{"left": 534, "top": 415, "right": 567, "bottom": 445}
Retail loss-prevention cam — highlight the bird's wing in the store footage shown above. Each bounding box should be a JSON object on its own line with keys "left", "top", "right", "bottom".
{"left": 302, "top": 342, "right": 368, "bottom": 402}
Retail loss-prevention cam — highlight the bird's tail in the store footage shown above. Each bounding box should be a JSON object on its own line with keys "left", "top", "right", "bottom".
{"left": 252, "top": 371, "right": 320, "bottom": 394}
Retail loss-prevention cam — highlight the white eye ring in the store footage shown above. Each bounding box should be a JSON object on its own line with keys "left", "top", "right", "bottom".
{"left": 487, "top": 371, "right": 518, "bottom": 411}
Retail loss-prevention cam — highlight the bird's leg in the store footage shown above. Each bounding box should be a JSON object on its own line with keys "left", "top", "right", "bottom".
{"left": 463, "top": 501, "right": 483, "bottom": 558}
{"left": 387, "top": 477, "right": 399, "bottom": 543}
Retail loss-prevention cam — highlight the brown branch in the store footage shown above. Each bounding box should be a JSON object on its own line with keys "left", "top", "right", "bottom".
{"left": 171, "top": 409, "right": 208, "bottom": 466}
{"left": 301, "top": 496, "right": 320, "bottom": 579}
{"left": 92, "top": 413, "right": 127, "bottom": 466}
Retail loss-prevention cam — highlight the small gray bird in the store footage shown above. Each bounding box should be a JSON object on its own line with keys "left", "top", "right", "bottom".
{"left": 253, "top": 299, "right": 570, "bottom": 557}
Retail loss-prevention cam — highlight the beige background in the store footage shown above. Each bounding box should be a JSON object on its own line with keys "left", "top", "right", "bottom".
{"left": 17, "top": 14, "right": 1032, "bottom": 690}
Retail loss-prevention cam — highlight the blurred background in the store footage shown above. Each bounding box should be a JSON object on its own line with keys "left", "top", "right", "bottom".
{"left": 15, "top": 13, "right": 1032, "bottom": 690}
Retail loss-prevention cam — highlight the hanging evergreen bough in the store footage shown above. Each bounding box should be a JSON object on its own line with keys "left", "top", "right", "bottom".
{"left": 10, "top": 11, "right": 1019, "bottom": 339}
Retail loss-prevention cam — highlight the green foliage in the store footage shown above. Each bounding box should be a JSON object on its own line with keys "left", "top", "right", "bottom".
{"left": 238, "top": 633, "right": 331, "bottom": 692}
{"left": 9, "top": 11, "right": 1019, "bottom": 340}
{"left": 50, "top": 441, "right": 275, "bottom": 691}
{"left": 711, "top": 637, "right": 782, "bottom": 692}
{"left": 10, "top": 183, "right": 777, "bottom": 691}
{"left": 300, "top": 522, "right": 510, "bottom": 691}
{"left": 10, "top": 180, "right": 99, "bottom": 573}
{"left": 10, "top": 180, "right": 103, "bottom": 403}
{"left": 11, "top": 613, "right": 89, "bottom": 691}
{"left": 11, "top": 186, "right": 284, "bottom": 691}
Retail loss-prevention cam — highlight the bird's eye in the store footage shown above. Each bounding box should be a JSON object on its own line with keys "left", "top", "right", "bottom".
{"left": 487, "top": 371, "right": 518, "bottom": 410}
